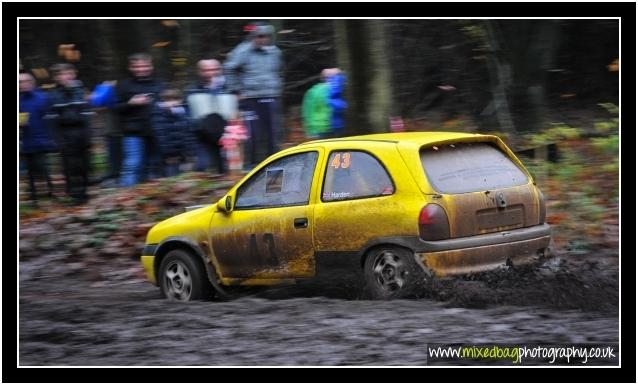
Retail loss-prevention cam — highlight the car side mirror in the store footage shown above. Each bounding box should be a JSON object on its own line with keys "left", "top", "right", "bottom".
{"left": 217, "top": 194, "right": 233, "bottom": 213}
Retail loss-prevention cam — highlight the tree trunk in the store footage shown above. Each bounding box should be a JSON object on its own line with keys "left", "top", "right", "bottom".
{"left": 488, "top": 20, "right": 561, "bottom": 134}
{"left": 523, "top": 20, "right": 561, "bottom": 133}
{"left": 95, "top": 20, "right": 121, "bottom": 81}
{"left": 173, "top": 19, "right": 192, "bottom": 89}
{"left": 366, "top": 20, "right": 392, "bottom": 133}
{"left": 483, "top": 21, "right": 516, "bottom": 140}
{"left": 334, "top": 20, "right": 392, "bottom": 134}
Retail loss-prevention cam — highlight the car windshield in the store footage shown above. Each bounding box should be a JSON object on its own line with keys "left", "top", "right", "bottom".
{"left": 420, "top": 142, "right": 529, "bottom": 194}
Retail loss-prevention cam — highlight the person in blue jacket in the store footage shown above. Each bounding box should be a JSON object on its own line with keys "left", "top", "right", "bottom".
{"left": 90, "top": 80, "right": 121, "bottom": 185}
{"left": 327, "top": 69, "right": 347, "bottom": 137}
{"left": 19, "top": 72, "right": 56, "bottom": 203}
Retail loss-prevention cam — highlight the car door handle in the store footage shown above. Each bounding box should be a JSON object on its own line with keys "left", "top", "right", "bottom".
{"left": 294, "top": 217, "right": 308, "bottom": 229}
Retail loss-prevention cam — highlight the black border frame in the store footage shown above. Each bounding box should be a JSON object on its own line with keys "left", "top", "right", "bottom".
{"left": 7, "top": 1, "right": 635, "bottom": 383}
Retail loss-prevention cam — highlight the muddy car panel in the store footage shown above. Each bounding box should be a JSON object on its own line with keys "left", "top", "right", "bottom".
{"left": 142, "top": 132, "right": 551, "bottom": 288}
{"left": 141, "top": 205, "right": 216, "bottom": 283}
{"left": 313, "top": 143, "right": 422, "bottom": 253}
{"left": 411, "top": 220, "right": 551, "bottom": 277}
{"left": 210, "top": 148, "right": 324, "bottom": 282}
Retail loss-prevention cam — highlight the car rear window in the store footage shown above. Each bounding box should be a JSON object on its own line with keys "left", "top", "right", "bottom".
{"left": 420, "top": 142, "right": 529, "bottom": 194}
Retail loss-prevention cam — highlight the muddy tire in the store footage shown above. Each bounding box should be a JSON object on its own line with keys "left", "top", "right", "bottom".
{"left": 363, "top": 246, "right": 426, "bottom": 300}
{"left": 159, "top": 249, "right": 213, "bottom": 301}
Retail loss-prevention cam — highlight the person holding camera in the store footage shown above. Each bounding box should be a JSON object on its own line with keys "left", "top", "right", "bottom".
{"left": 113, "top": 53, "right": 164, "bottom": 187}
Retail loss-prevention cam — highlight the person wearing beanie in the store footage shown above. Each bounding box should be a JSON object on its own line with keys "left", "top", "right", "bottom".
{"left": 224, "top": 22, "right": 282, "bottom": 169}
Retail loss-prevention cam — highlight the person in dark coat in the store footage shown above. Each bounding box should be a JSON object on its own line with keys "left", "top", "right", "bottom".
{"left": 151, "top": 89, "right": 193, "bottom": 177}
{"left": 19, "top": 72, "right": 56, "bottom": 203}
{"left": 113, "top": 53, "right": 164, "bottom": 187}
{"left": 184, "top": 59, "right": 228, "bottom": 175}
{"left": 48, "top": 63, "right": 93, "bottom": 204}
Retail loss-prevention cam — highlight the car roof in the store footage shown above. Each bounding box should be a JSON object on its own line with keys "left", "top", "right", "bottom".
{"left": 294, "top": 131, "right": 490, "bottom": 150}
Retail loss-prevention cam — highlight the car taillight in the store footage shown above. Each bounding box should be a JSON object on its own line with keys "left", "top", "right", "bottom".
{"left": 537, "top": 189, "right": 547, "bottom": 224}
{"left": 419, "top": 203, "right": 450, "bottom": 241}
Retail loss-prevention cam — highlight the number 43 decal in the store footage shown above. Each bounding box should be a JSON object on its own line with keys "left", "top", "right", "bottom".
{"left": 331, "top": 152, "right": 351, "bottom": 169}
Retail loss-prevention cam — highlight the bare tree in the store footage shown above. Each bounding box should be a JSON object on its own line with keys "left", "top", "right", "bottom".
{"left": 334, "top": 20, "right": 392, "bottom": 134}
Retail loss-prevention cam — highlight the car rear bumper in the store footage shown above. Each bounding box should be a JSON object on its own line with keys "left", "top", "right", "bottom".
{"left": 414, "top": 223, "right": 551, "bottom": 276}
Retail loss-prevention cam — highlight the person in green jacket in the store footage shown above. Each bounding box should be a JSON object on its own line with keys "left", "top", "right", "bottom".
{"left": 302, "top": 69, "right": 333, "bottom": 140}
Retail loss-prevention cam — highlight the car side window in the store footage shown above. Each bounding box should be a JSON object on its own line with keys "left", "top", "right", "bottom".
{"left": 235, "top": 151, "right": 319, "bottom": 209}
{"left": 322, "top": 151, "right": 394, "bottom": 202}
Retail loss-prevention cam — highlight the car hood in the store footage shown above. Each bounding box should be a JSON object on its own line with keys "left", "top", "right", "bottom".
{"left": 146, "top": 204, "right": 216, "bottom": 245}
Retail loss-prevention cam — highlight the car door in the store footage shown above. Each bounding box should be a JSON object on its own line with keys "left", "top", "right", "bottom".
{"left": 210, "top": 150, "right": 321, "bottom": 279}
{"left": 313, "top": 149, "right": 401, "bottom": 252}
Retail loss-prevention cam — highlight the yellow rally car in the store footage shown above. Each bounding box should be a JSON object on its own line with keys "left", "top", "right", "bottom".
{"left": 141, "top": 132, "right": 551, "bottom": 301}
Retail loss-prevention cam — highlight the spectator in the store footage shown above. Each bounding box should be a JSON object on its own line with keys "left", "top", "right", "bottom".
{"left": 113, "top": 53, "right": 164, "bottom": 187}
{"left": 302, "top": 69, "right": 332, "bottom": 140}
{"left": 224, "top": 22, "right": 282, "bottom": 169}
{"left": 218, "top": 118, "right": 249, "bottom": 175}
{"left": 48, "top": 63, "right": 92, "bottom": 204}
{"left": 185, "top": 59, "right": 229, "bottom": 175}
{"left": 327, "top": 68, "right": 347, "bottom": 137}
{"left": 89, "top": 80, "right": 121, "bottom": 185}
{"left": 151, "top": 89, "right": 192, "bottom": 177}
{"left": 19, "top": 72, "right": 56, "bottom": 204}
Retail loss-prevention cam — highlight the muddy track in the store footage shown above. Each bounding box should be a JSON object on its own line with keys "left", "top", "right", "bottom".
{"left": 19, "top": 254, "right": 619, "bottom": 366}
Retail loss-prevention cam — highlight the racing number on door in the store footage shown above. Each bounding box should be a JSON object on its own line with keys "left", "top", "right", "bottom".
{"left": 331, "top": 152, "right": 351, "bottom": 169}
{"left": 249, "top": 233, "right": 278, "bottom": 267}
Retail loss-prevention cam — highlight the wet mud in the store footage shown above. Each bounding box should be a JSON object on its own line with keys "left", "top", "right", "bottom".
{"left": 19, "top": 253, "right": 618, "bottom": 366}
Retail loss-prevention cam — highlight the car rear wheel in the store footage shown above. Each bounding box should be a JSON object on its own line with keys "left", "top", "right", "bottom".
{"left": 159, "top": 249, "right": 212, "bottom": 301}
{"left": 364, "top": 246, "right": 426, "bottom": 300}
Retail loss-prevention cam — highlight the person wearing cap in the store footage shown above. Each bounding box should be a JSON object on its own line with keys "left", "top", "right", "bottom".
{"left": 224, "top": 22, "right": 282, "bottom": 169}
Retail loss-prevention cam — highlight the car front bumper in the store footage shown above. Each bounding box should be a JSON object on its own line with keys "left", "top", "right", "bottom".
{"left": 415, "top": 223, "right": 551, "bottom": 276}
{"left": 140, "top": 244, "right": 158, "bottom": 285}
{"left": 140, "top": 255, "right": 156, "bottom": 284}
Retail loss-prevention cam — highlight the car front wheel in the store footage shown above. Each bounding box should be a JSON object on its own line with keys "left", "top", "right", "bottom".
{"left": 363, "top": 246, "right": 426, "bottom": 300}
{"left": 159, "top": 249, "right": 212, "bottom": 301}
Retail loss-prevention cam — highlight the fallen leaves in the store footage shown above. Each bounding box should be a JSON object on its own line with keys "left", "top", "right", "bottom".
{"left": 19, "top": 172, "right": 237, "bottom": 280}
